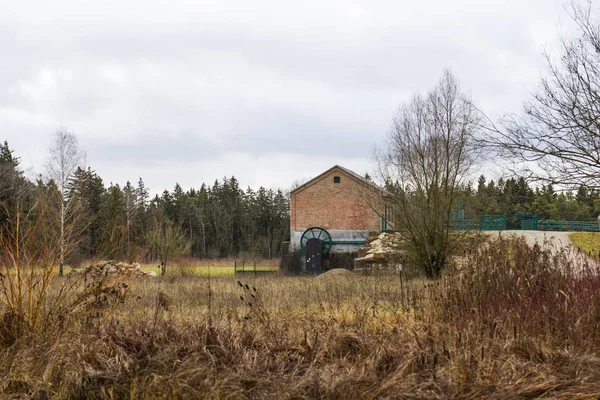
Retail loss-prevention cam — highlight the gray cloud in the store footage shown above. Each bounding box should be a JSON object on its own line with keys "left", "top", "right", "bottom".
{"left": 0, "top": 0, "right": 576, "bottom": 192}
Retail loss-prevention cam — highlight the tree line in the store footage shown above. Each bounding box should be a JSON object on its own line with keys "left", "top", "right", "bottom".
{"left": 461, "top": 176, "right": 600, "bottom": 221}
{"left": 0, "top": 138, "right": 290, "bottom": 270}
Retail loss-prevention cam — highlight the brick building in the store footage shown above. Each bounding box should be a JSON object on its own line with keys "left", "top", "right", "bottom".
{"left": 290, "top": 165, "right": 384, "bottom": 253}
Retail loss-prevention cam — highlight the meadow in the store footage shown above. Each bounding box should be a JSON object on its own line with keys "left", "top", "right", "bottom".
{"left": 569, "top": 232, "right": 600, "bottom": 259}
{"left": 2, "top": 235, "right": 600, "bottom": 398}
{"left": 139, "top": 259, "right": 280, "bottom": 277}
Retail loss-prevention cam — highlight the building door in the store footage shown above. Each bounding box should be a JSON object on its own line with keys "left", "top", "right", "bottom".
{"left": 306, "top": 238, "right": 323, "bottom": 274}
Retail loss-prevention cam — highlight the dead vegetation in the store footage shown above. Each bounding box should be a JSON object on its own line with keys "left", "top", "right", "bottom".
{"left": 2, "top": 236, "right": 600, "bottom": 398}
{"left": 81, "top": 260, "right": 157, "bottom": 280}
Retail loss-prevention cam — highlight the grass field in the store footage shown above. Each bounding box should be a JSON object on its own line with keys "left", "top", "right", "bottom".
{"left": 3, "top": 237, "right": 600, "bottom": 398}
{"left": 60, "top": 258, "right": 281, "bottom": 277}
{"left": 6, "top": 265, "right": 279, "bottom": 277}
{"left": 569, "top": 231, "right": 600, "bottom": 258}
{"left": 139, "top": 264, "right": 279, "bottom": 277}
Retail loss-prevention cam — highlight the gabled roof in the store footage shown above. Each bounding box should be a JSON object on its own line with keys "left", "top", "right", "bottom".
{"left": 291, "top": 165, "right": 382, "bottom": 195}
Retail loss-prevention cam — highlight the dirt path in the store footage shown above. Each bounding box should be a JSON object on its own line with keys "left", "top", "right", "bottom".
{"left": 486, "top": 230, "right": 593, "bottom": 267}
{"left": 491, "top": 230, "right": 572, "bottom": 247}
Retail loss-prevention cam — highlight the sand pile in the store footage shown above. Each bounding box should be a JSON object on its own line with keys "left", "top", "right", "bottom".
{"left": 316, "top": 268, "right": 355, "bottom": 281}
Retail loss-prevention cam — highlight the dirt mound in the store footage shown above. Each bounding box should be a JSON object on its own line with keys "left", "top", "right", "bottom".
{"left": 316, "top": 268, "right": 355, "bottom": 281}
{"left": 83, "top": 260, "right": 156, "bottom": 281}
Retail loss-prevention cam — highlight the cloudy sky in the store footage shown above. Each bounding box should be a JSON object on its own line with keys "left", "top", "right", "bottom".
{"left": 0, "top": 0, "right": 576, "bottom": 193}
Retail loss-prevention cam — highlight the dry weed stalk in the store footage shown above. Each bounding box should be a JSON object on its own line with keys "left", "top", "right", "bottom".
{"left": 0, "top": 195, "right": 82, "bottom": 338}
{"left": 0, "top": 193, "right": 135, "bottom": 344}
{"left": 3, "top": 236, "right": 600, "bottom": 398}
{"left": 238, "top": 280, "right": 280, "bottom": 347}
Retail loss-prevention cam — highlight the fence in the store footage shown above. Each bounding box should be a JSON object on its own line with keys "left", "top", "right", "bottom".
{"left": 538, "top": 220, "right": 600, "bottom": 232}
{"left": 454, "top": 213, "right": 600, "bottom": 232}
{"left": 477, "top": 214, "right": 539, "bottom": 231}
{"left": 450, "top": 219, "right": 477, "bottom": 230}
{"left": 233, "top": 261, "right": 279, "bottom": 278}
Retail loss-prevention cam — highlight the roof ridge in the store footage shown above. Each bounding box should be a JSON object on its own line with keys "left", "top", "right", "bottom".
{"left": 291, "top": 165, "right": 381, "bottom": 194}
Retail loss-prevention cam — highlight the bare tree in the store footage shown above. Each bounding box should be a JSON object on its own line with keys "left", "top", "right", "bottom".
{"left": 146, "top": 218, "right": 190, "bottom": 276}
{"left": 45, "top": 128, "right": 86, "bottom": 276}
{"left": 377, "top": 70, "right": 480, "bottom": 278}
{"left": 286, "top": 177, "right": 309, "bottom": 199}
{"left": 485, "top": 1, "right": 600, "bottom": 189}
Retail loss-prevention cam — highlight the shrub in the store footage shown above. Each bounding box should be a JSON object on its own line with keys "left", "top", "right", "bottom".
{"left": 435, "top": 234, "right": 600, "bottom": 344}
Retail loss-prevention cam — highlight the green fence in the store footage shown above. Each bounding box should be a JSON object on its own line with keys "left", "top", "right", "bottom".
{"left": 476, "top": 215, "right": 600, "bottom": 232}
{"left": 538, "top": 220, "right": 600, "bottom": 232}
{"left": 478, "top": 215, "right": 506, "bottom": 230}
{"left": 477, "top": 214, "right": 539, "bottom": 231}
{"left": 420, "top": 212, "right": 600, "bottom": 232}
{"left": 451, "top": 219, "right": 477, "bottom": 230}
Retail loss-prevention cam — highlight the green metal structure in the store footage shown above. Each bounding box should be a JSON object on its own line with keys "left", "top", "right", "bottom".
{"left": 381, "top": 202, "right": 600, "bottom": 233}
{"left": 300, "top": 227, "right": 333, "bottom": 255}
{"left": 538, "top": 220, "right": 600, "bottom": 232}
{"left": 474, "top": 214, "right": 600, "bottom": 232}
{"left": 451, "top": 219, "right": 477, "bottom": 230}
{"left": 381, "top": 203, "right": 395, "bottom": 231}
{"left": 478, "top": 213, "right": 539, "bottom": 231}
{"left": 299, "top": 227, "right": 366, "bottom": 254}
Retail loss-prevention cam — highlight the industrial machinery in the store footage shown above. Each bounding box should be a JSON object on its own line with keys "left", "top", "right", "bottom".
{"left": 300, "top": 227, "right": 332, "bottom": 273}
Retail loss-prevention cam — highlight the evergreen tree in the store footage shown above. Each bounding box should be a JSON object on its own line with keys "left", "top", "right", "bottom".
{"left": 99, "top": 183, "right": 126, "bottom": 259}
{"left": 0, "top": 141, "right": 30, "bottom": 226}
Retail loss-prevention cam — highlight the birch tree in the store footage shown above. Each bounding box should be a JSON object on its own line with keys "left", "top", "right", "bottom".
{"left": 45, "top": 128, "right": 86, "bottom": 276}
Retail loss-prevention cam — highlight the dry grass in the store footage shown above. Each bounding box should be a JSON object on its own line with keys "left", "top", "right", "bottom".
{"left": 166, "top": 257, "right": 280, "bottom": 268}
{"left": 3, "top": 236, "right": 600, "bottom": 398}
{"left": 569, "top": 232, "right": 600, "bottom": 259}
{"left": 138, "top": 257, "right": 280, "bottom": 277}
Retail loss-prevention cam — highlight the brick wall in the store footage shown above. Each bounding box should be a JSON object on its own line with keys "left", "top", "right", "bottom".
{"left": 291, "top": 167, "right": 382, "bottom": 232}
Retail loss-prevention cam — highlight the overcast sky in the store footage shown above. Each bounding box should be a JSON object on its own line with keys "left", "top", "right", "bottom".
{"left": 0, "top": 0, "right": 577, "bottom": 193}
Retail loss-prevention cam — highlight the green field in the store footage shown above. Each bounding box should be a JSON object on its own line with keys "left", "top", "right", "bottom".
{"left": 569, "top": 232, "right": 600, "bottom": 258}
{"left": 139, "top": 264, "right": 279, "bottom": 277}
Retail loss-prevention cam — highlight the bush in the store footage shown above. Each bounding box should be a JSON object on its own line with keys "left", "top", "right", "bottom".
{"left": 434, "top": 234, "right": 600, "bottom": 343}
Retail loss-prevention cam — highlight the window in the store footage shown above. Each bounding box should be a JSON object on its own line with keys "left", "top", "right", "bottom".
{"left": 333, "top": 176, "right": 341, "bottom": 183}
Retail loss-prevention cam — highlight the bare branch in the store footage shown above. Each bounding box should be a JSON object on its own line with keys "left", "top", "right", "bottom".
{"left": 45, "top": 128, "right": 86, "bottom": 276}
{"left": 376, "top": 70, "right": 480, "bottom": 278}
{"left": 483, "top": 2, "right": 600, "bottom": 189}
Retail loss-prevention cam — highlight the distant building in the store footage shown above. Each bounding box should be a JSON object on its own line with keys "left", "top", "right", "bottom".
{"left": 290, "top": 165, "right": 384, "bottom": 253}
